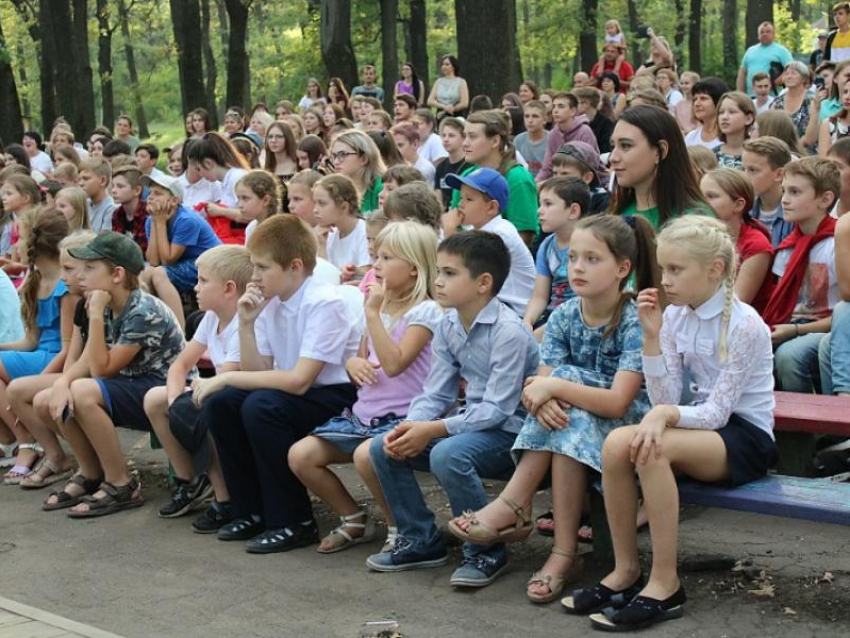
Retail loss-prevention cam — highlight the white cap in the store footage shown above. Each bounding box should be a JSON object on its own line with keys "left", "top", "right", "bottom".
{"left": 140, "top": 173, "right": 184, "bottom": 200}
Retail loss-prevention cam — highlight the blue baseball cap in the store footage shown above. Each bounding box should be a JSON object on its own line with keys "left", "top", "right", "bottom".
{"left": 446, "top": 167, "right": 510, "bottom": 212}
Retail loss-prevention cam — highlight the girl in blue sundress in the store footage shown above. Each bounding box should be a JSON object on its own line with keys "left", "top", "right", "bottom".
{"left": 448, "top": 215, "right": 659, "bottom": 604}
{"left": 0, "top": 207, "right": 74, "bottom": 480}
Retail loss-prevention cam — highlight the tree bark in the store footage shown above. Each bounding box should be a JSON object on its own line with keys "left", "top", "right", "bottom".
{"left": 96, "top": 0, "right": 115, "bottom": 130}
{"left": 455, "top": 0, "right": 521, "bottom": 101}
{"left": 380, "top": 0, "right": 399, "bottom": 108}
{"left": 579, "top": 0, "right": 599, "bottom": 73}
{"left": 627, "top": 0, "right": 642, "bottom": 68}
{"left": 407, "top": 0, "right": 428, "bottom": 90}
{"left": 71, "top": 0, "right": 97, "bottom": 134}
{"left": 170, "top": 0, "right": 207, "bottom": 115}
{"left": 745, "top": 0, "right": 773, "bottom": 48}
{"left": 201, "top": 0, "right": 219, "bottom": 126}
{"left": 16, "top": 42, "right": 31, "bottom": 123}
{"left": 722, "top": 0, "right": 738, "bottom": 79}
{"left": 674, "top": 0, "right": 686, "bottom": 51}
{"left": 44, "top": 1, "right": 84, "bottom": 133}
{"left": 118, "top": 0, "right": 149, "bottom": 137}
{"left": 0, "top": 18, "right": 24, "bottom": 146}
{"left": 224, "top": 0, "right": 251, "bottom": 110}
{"left": 11, "top": 0, "right": 57, "bottom": 130}
{"left": 320, "top": 0, "right": 358, "bottom": 92}
{"left": 688, "top": 0, "right": 702, "bottom": 74}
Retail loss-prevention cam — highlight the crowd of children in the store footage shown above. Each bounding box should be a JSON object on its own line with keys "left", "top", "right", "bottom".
{"left": 2, "top": 32, "right": 849, "bottom": 630}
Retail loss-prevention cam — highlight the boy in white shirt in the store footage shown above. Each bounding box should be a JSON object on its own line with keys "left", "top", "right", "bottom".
{"left": 444, "top": 168, "right": 535, "bottom": 315}
{"left": 191, "top": 215, "right": 361, "bottom": 553}
{"left": 143, "top": 245, "right": 252, "bottom": 533}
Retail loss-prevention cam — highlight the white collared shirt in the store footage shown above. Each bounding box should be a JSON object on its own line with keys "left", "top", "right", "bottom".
{"left": 642, "top": 286, "right": 776, "bottom": 439}
{"left": 479, "top": 216, "right": 535, "bottom": 316}
{"left": 255, "top": 277, "right": 363, "bottom": 387}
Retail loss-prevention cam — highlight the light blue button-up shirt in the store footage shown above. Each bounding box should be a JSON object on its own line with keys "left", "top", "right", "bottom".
{"left": 406, "top": 297, "right": 540, "bottom": 434}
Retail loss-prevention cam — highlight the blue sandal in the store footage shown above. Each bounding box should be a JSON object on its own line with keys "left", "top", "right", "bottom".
{"left": 589, "top": 585, "right": 686, "bottom": 632}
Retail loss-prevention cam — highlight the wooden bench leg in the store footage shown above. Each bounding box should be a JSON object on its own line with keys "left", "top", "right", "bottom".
{"left": 589, "top": 489, "right": 614, "bottom": 566}
{"left": 775, "top": 432, "right": 817, "bottom": 477}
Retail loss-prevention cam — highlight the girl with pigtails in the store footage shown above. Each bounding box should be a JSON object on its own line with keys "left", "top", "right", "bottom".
{"left": 577, "top": 216, "right": 777, "bottom": 631}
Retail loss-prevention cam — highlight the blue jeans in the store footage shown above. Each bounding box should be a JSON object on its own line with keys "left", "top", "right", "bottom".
{"left": 774, "top": 331, "right": 825, "bottom": 393}
{"left": 369, "top": 429, "right": 517, "bottom": 558}
{"left": 819, "top": 301, "right": 850, "bottom": 395}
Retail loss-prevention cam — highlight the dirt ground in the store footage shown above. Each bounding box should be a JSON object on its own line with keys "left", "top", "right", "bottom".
{"left": 0, "top": 431, "right": 847, "bottom": 638}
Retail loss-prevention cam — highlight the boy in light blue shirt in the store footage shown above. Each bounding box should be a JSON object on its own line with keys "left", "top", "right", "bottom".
{"left": 0, "top": 270, "right": 23, "bottom": 344}
{"left": 366, "top": 231, "right": 539, "bottom": 588}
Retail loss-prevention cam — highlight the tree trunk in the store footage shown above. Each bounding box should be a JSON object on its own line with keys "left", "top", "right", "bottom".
{"left": 627, "top": 0, "right": 642, "bottom": 68}
{"left": 96, "top": 0, "right": 115, "bottom": 130}
{"left": 579, "top": 0, "right": 599, "bottom": 73}
{"left": 11, "top": 0, "right": 57, "bottom": 130}
{"left": 201, "top": 0, "right": 219, "bottom": 126}
{"left": 118, "top": 0, "right": 149, "bottom": 137}
{"left": 380, "top": 0, "right": 399, "bottom": 108}
{"left": 320, "top": 0, "right": 358, "bottom": 92}
{"left": 224, "top": 0, "right": 251, "bottom": 110}
{"left": 745, "top": 0, "right": 773, "bottom": 48}
{"left": 0, "top": 18, "right": 24, "bottom": 146}
{"left": 455, "top": 0, "right": 521, "bottom": 101}
{"left": 16, "top": 42, "right": 31, "bottom": 122}
{"left": 170, "top": 0, "right": 207, "bottom": 115}
{"left": 71, "top": 0, "right": 97, "bottom": 134}
{"left": 674, "top": 0, "right": 686, "bottom": 51}
{"left": 688, "top": 0, "right": 702, "bottom": 74}
{"left": 45, "top": 1, "right": 82, "bottom": 133}
{"left": 408, "top": 0, "right": 428, "bottom": 91}
{"left": 722, "top": 0, "right": 738, "bottom": 79}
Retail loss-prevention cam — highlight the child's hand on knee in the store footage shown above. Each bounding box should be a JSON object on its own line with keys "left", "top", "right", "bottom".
{"left": 521, "top": 376, "right": 555, "bottom": 415}
{"left": 536, "top": 399, "right": 570, "bottom": 430}
{"left": 629, "top": 407, "right": 671, "bottom": 465}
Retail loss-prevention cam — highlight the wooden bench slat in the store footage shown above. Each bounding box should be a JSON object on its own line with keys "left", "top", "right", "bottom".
{"left": 679, "top": 475, "right": 850, "bottom": 525}
{"left": 772, "top": 392, "right": 850, "bottom": 436}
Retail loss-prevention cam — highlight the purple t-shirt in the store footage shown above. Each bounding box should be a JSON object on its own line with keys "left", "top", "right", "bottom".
{"left": 352, "top": 300, "right": 443, "bottom": 423}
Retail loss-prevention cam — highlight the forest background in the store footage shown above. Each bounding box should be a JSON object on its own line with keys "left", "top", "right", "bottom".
{"left": 0, "top": 1, "right": 832, "bottom": 147}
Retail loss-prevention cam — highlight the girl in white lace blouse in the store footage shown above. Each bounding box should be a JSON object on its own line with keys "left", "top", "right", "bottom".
{"left": 577, "top": 216, "right": 777, "bottom": 631}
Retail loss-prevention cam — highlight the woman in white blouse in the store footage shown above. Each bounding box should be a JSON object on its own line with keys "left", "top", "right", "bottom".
{"left": 575, "top": 216, "right": 776, "bottom": 631}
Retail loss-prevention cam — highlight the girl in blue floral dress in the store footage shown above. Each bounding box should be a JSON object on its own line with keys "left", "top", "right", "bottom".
{"left": 449, "top": 215, "right": 659, "bottom": 603}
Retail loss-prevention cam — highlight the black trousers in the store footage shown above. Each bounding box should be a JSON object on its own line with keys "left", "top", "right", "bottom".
{"left": 204, "top": 384, "right": 356, "bottom": 528}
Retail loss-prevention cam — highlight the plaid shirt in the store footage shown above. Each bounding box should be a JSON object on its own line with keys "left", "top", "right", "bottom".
{"left": 112, "top": 200, "right": 149, "bottom": 253}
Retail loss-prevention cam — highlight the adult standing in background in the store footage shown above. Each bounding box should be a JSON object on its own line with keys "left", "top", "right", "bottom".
{"left": 394, "top": 63, "right": 426, "bottom": 105}
{"left": 737, "top": 22, "right": 793, "bottom": 96}
{"left": 825, "top": 3, "right": 850, "bottom": 63}
{"left": 427, "top": 55, "right": 469, "bottom": 121}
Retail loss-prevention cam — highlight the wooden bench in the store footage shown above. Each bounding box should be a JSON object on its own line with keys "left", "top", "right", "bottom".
{"left": 590, "top": 391, "right": 850, "bottom": 563}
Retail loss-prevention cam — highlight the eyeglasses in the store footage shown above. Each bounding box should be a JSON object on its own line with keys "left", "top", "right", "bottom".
{"left": 332, "top": 151, "right": 358, "bottom": 163}
{"left": 266, "top": 134, "right": 286, "bottom": 140}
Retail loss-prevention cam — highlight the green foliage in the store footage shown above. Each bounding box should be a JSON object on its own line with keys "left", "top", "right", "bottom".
{"left": 0, "top": 0, "right": 836, "bottom": 134}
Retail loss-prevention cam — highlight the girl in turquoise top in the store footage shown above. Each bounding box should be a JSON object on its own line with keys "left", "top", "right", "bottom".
{"left": 0, "top": 208, "right": 75, "bottom": 479}
{"left": 610, "top": 106, "right": 709, "bottom": 230}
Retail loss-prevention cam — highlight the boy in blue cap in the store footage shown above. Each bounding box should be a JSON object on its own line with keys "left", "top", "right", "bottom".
{"left": 366, "top": 231, "right": 539, "bottom": 589}
{"left": 444, "top": 167, "right": 535, "bottom": 316}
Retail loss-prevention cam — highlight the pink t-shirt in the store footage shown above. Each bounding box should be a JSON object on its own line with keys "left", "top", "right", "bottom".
{"left": 352, "top": 300, "right": 443, "bottom": 423}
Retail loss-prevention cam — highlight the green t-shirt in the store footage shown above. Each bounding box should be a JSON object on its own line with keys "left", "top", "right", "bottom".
{"left": 621, "top": 200, "right": 712, "bottom": 230}
{"left": 450, "top": 164, "right": 540, "bottom": 233}
{"left": 361, "top": 176, "right": 383, "bottom": 216}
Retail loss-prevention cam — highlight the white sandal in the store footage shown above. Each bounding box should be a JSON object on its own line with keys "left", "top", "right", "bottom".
{"left": 0, "top": 442, "right": 18, "bottom": 469}
{"left": 317, "top": 509, "right": 375, "bottom": 554}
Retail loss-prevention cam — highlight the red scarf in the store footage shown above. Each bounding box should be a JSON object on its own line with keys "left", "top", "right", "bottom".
{"left": 761, "top": 215, "right": 836, "bottom": 327}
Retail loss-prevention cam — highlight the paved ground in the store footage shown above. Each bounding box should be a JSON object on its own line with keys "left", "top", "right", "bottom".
{"left": 0, "top": 431, "right": 848, "bottom": 638}
{"left": 0, "top": 596, "right": 125, "bottom": 637}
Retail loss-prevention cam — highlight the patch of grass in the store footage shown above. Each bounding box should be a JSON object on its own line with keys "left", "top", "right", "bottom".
{"left": 141, "top": 121, "right": 187, "bottom": 148}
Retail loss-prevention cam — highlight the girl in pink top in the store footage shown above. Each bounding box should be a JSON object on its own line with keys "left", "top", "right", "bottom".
{"left": 288, "top": 221, "right": 442, "bottom": 553}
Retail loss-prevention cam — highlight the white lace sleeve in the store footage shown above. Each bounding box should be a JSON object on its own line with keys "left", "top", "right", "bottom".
{"left": 676, "top": 316, "right": 766, "bottom": 430}
{"left": 644, "top": 319, "right": 684, "bottom": 406}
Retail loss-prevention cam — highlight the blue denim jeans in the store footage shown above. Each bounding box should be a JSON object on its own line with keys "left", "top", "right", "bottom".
{"left": 369, "top": 429, "right": 517, "bottom": 558}
{"left": 774, "top": 331, "right": 825, "bottom": 393}
{"left": 819, "top": 301, "right": 850, "bottom": 395}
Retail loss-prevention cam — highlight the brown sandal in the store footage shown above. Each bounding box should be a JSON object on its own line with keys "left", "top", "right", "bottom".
{"left": 43, "top": 474, "right": 103, "bottom": 511}
{"left": 526, "top": 547, "right": 584, "bottom": 604}
{"left": 447, "top": 496, "right": 532, "bottom": 545}
{"left": 67, "top": 479, "right": 144, "bottom": 519}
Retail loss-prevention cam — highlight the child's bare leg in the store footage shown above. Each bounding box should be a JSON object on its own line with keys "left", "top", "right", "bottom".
{"left": 528, "top": 453, "right": 586, "bottom": 597}
{"left": 43, "top": 412, "right": 103, "bottom": 507}
{"left": 143, "top": 266, "right": 186, "bottom": 329}
{"left": 353, "top": 439, "right": 393, "bottom": 525}
{"left": 27, "top": 388, "right": 73, "bottom": 470}
{"left": 68, "top": 379, "right": 129, "bottom": 488}
{"left": 289, "top": 436, "right": 358, "bottom": 513}
{"left": 144, "top": 386, "right": 195, "bottom": 480}
{"left": 206, "top": 444, "right": 229, "bottom": 502}
{"left": 634, "top": 428, "right": 729, "bottom": 600}
{"left": 452, "top": 450, "right": 551, "bottom": 533}
{"left": 0, "top": 364, "right": 19, "bottom": 445}
{"left": 7, "top": 375, "right": 68, "bottom": 471}
{"left": 599, "top": 426, "right": 643, "bottom": 589}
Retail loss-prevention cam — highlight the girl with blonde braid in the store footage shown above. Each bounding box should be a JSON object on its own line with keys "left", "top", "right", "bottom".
{"left": 577, "top": 216, "right": 777, "bottom": 631}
